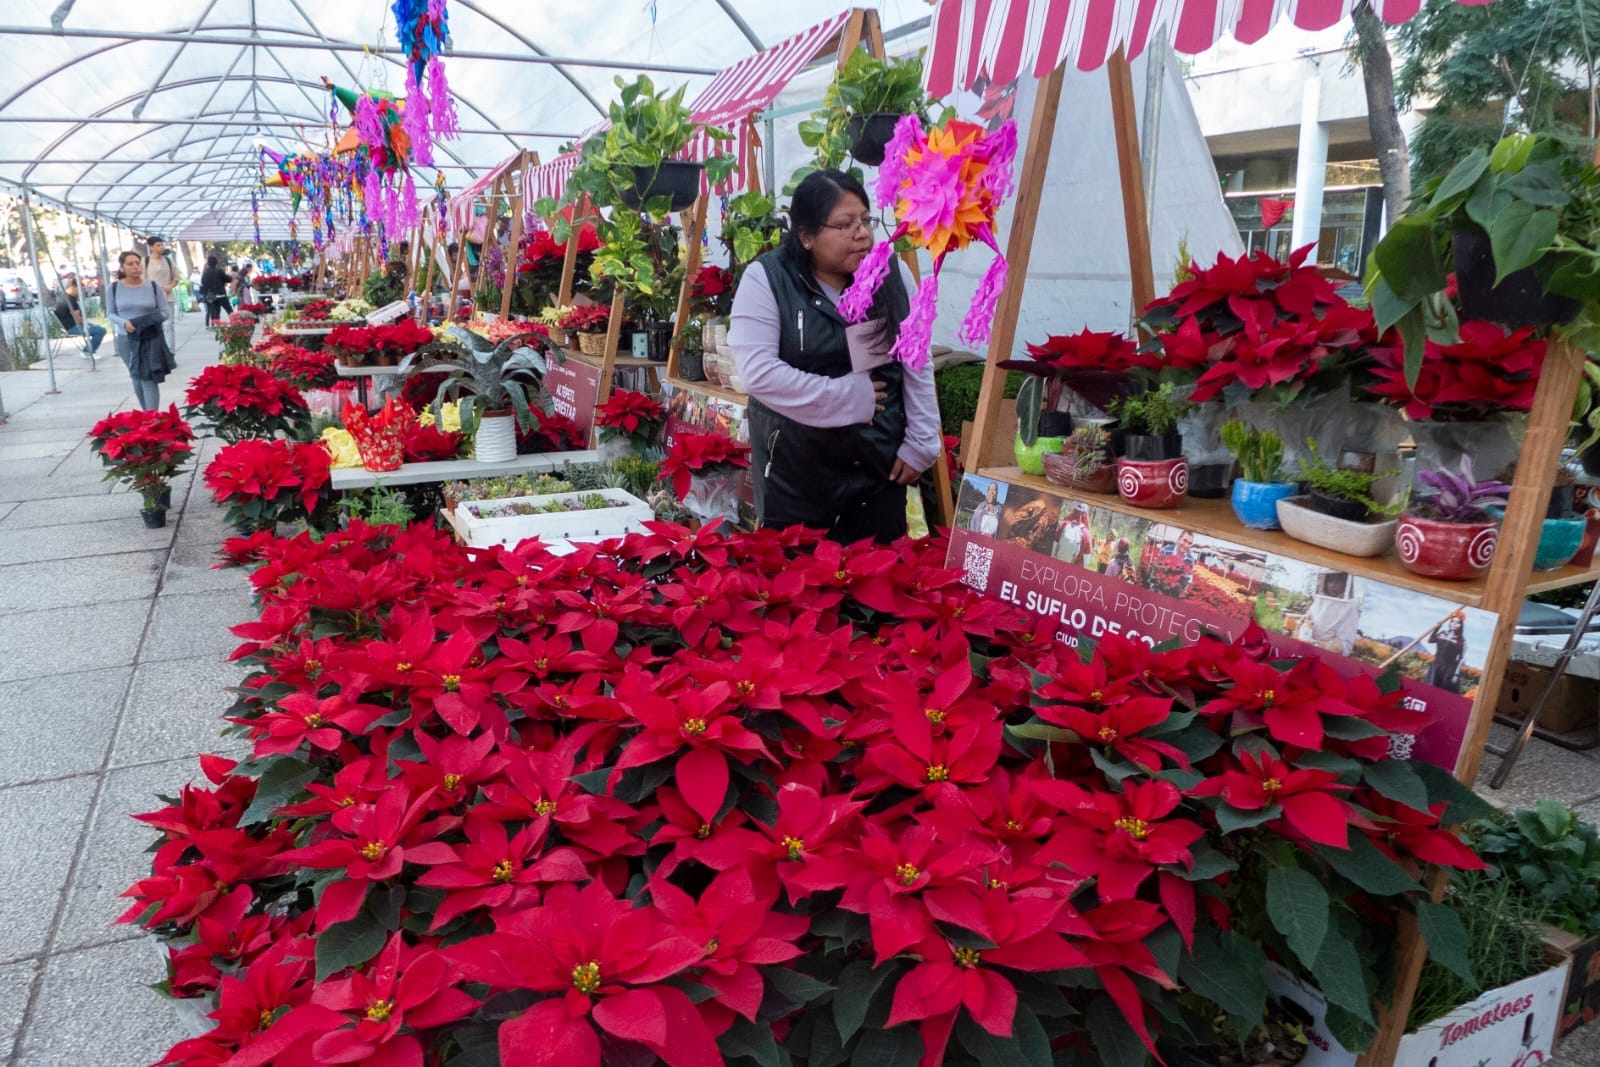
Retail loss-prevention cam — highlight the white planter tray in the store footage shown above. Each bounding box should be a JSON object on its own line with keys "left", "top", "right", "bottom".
{"left": 455, "top": 488, "right": 653, "bottom": 550}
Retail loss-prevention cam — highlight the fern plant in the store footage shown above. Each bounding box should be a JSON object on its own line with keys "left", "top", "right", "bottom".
{"left": 1111, "top": 381, "right": 1190, "bottom": 438}
{"left": 408, "top": 326, "right": 547, "bottom": 432}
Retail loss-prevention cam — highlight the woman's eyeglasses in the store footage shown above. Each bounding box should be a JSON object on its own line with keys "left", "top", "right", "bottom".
{"left": 820, "top": 217, "right": 885, "bottom": 235}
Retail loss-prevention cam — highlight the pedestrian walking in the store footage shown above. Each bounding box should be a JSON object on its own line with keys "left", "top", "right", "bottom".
{"left": 106, "top": 250, "right": 175, "bottom": 410}
{"left": 200, "top": 254, "right": 230, "bottom": 324}
{"left": 143, "top": 236, "right": 179, "bottom": 357}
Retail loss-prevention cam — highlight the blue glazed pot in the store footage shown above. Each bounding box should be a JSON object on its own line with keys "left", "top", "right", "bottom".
{"left": 1487, "top": 509, "right": 1586, "bottom": 571}
{"left": 1231, "top": 480, "right": 1298, "bottom": 530}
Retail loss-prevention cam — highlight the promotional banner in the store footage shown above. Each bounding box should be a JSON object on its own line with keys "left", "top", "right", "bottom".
{"left": 542, "top": 356, "right": 601, "bottom": 443}
{"left": 661, "top": 381, "right": 749, "bottom": 450}
{"left": 947, "top": 473, "right": 1498, "bottom": 770}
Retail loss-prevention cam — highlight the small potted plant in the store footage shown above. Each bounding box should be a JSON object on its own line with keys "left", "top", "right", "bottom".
{"left": 563, "top": 304, "right": 611, "bottom": 357}
{"left": 1395, "top": 457, "right": 1509, "bottom": 580}
{"left": 1277, "top": 439, "right": 1403, "bottom": 556}
{"left": 1221, "top": 420, "right": 1295, "bottom": 530}
{"left": 409, "top": 326, "right": 547, "bottom": 464}
{"left": 1000, "top": 328, "right": 1138, "bottom": 476}
{"left": 799, "top": 49, "right": 941, "bottom": 169}
{"left": 1110, "top": 381, "right": 1191, "bottom": 509}
{"left": 1041, "top": 424, "right": 1115, "bottom": 493}
{"left": 1498, "top": 460, "right": 1588, "bottom": 572}
{"left": 594, "top": 388, "right": 666, "bottom": 463}
{"left": 659, "top": 431, "right": 750, "bottom": 526}
{"left": 87, "top": 405, "right": 195, "bottom": 528}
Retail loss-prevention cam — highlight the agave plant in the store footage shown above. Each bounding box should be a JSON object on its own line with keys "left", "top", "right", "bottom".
{"left": 405, "top": 326, "right": 549, "bottom": 432}
{"left": 1414, "top": 456, "right": 1511, "bottom": 522}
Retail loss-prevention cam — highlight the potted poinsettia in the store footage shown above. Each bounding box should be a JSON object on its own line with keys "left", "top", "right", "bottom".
{"left": 87, "top": 405, "right": 194, "bottom": 527}
{"left": 203, "top": 437, "right": 334, "bottom": 534}
{"left": 1221, "top": 420, "right": 1294, "bottom": 530}
{"left": 594, "top": 389, "right": 665, "bottom": 462}
{"left": 659, "top": 431, "right": 749, "bottom": 525}
{"left": 183, "top": 364, "right": 309, "bottom": 444}
{"left": 1110, "top": 381, "right": 1191, "bottom": 509}
{"left": 1000, "top": 328, "right": 1140, "bottom": 476}
{"left": 1396, "top": 457, "right": 1509, "bottom": 581}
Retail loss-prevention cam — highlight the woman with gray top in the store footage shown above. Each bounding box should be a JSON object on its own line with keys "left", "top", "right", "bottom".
{"left": 107, "top": 250, "right": 174, "bottom": 410}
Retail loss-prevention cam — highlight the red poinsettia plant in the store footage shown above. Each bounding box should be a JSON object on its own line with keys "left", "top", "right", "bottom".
{"left": 1137, "top": 245, "right": 1379, "bottom": 404}
{"left": 237, "top": 302, "right": 271, "bottom": 315}
{"left": 87, "top": 404, "right": 195, "bottom": 508}
{"left": 254, "top": 273, "right": 287, "bottom": 289}
{"left": 516, "top": 406, "right": 586, "bottom": 454}
{"left": 690, "top": 264, "right": 735, "bottom": 318}
{"left": 203, "top": 437, "right": 334, "bottom": 533}
{"left": 267, "top": 345, "right": 339, "bottom": 390}
{"left": 658, "top": 431, "right": 750, "bottom": 498}
{"left": 183, "top": 364, "right": 309, "bottom": 443}
{"left": 559, "top": 304, "right": 611, "bottom": 335}
{"left": 327, "top": 320, "right": 435, "bottom": 366}
{"left": 1366, "top": 320, "right": 1546, "bottom": 420}
{"left": 1001, "top": 328, "right": 1145, "bottom": 415}
{"left": 595, "top": 388, "right": 666, "bottom": 450}
{"left": 121, "top": 521, "right": 1489, "bottom": 1067}
{"left": 404, "top": 421, "right": 466, "bottom": 463}
{"left": 296, "top": 298, "right": 336, "bottom": 322}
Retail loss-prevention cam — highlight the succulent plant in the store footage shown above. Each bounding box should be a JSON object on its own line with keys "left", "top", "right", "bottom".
{"left": 1414, "top": 456, "right": 1511, "bottom": 522}
{"left": 407, "top": 326, "right": 549, "bottom": 432}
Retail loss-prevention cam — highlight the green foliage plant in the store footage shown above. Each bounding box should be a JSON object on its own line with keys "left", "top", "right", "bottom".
{"left": 1221, "top": 421, "right": 1287, "bottom": 484}
{"left": 1407, "top": 870, "right": 1550, "bottom": 1029}
{"left": 1110, "top": 380, "right": 1192, "bottom": 438}
{"left": 409, "top": 326, "right": 548, "bottom": 432}
{"left": 339, "top": 485, "right": 414, "bottom": 527}
{"left": 1468, "top": 799, "right": 1600, "bottom": 938}
{"left": 720, "top": 191, "right": 786, "bottom": 279}
{"left": 792, "top": 48, "right": 943, "bottom": 187}
{"left": 1296, "top": 438, "right": 1404, "bottom": 518}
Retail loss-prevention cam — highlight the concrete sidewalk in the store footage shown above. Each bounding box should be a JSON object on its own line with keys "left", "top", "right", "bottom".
{"left": 0, "top": 312, "right": 1598, "bottom": 1064}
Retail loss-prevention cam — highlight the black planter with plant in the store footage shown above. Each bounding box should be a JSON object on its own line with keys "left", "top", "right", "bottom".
{"left": 794, "top": 49, "right": 946, "bottom": 185}
{"left": 844, "top": 112, "right": 903, "bottom": 166}
{"left": 618, "top": 161, "right": 704, "bottom": 213}
{"left": 1111, "top": 382, "right": 1189, "bottom": 462}
{"left": 140, "top": 507, "right": 167, "bottom": 529}
{"left": 1295, "top": 440, "right": 1401, "bottom": 523}
{"left": 1451, "top": 230, "right": 1582, "bottom": 326}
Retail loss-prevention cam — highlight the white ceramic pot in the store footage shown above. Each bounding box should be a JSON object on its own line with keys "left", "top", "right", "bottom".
{"left": 474, "top": 411, "right": 518, "bottom": 463}
{"left": 1276, "top": 496, "right": 1397, "bottom": 557}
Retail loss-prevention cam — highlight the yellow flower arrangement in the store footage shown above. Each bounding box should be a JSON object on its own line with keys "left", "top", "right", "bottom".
{"left": 320, "top": 427, "right": 364, "bottom": 469}
{"left": 417, "top": 401, "right": 463, "bottom": 434}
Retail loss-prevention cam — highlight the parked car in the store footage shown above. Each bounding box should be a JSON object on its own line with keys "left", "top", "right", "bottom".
{"left": 0, "top": 274, "right": 34, "bottom": 308}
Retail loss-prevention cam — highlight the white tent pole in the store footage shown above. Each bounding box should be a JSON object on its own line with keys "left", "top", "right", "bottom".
{"left": 19, "top": 192, "right": 59, "bottom": 394}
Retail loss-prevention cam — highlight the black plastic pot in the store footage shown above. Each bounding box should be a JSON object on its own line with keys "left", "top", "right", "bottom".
{"left": 618, "top": 161, "right": 704, "bottom": 212}
{"left": 140, "top": 507, "right": 167, "bottom": 529}
{"left": 1307, "top": 489, "right": 1371, "bottom": 523}
{"left": 846, "top": 112, "right": 905, "bottom": 167}
{"left": 1452, "top": 231, "right": 1581, "bottom": 327}
{"left": 1549, "top": 483, "right": 1576, "bottom": 519}
{"left": 158, "top": 487, "right": 172, "bottom": 510}
{"left": 1037, "top": 411, "right": 1073, "bottom": 437}
{"left": 1189, "top": 461, "right": 1236, "bottom": 499}
{"left": 679, "top": 346, "right": 706, "bottom": 382}
{"left": 1580, "top": 444, "right": 1600, "bottom": 478}
{"left": 645, "top": 321, "right": 673, "bottom": 362}
{"left": 1121, "top": 432, "right": 1183, "bottom": 462}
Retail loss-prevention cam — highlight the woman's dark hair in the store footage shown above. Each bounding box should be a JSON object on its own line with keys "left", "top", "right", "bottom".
{"left": 206, "top": 255, "right": 218, "bottom": 268}
{"left": 118, "top": 250, "right": 141, "bottom": 271}
{"left": 784, "top": 169, "right": 900, "bottom": 350}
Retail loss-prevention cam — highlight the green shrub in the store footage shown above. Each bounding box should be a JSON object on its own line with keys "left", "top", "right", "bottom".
{"left": 933, "top": 364, "right": 1021, "bottom": 437}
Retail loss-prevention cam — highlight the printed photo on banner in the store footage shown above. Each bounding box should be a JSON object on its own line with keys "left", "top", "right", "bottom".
{"left": 661, "top": 382, "right": 747, "bottom": 449}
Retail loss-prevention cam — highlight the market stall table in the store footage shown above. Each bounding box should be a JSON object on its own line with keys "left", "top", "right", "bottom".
{"left": 330, "top": 450, "right": 602, "bottom": 491}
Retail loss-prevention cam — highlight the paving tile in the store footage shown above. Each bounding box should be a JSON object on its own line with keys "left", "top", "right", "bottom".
{"left": 0, "top": 667, "right": 130, "bottom": 787}
{"left": 112, "top": 655, "right": 247, "bottom": 768}
{"left": 0, "top": 551, "right": 164, "bottom": 615}
{"left": 0, "top": 440, "right": 80, "bottom": 462}
{"left": 0, "top": 777, "right": 94, "bottom": 963}
{"left": 52, "top": 760, "right": 198, "bottom": 954}
{"left": 0, "top": 493, "right": 150, "bottom": 530}
{"left": 0, "top": 599, "right": 150, "bottom": 684}
{"left": 160, "top": 541, "right": 250, "bottom": 597}
{"left": 1553, "top": 1020, "right": 1600, "bottom": 1066}
{"left": 1474, "top": 725, "right": 1600, "bottom": 814}
{"left": 0, "top": 515, "right": 173, "bottom": 565}
{"left": 14, "top": 938, "right": 184, "bottom": 1067}
{"left": 139, "top": 588, "right": 255, "bottom": 665}
{"left": 0, "top": 477, "right": 111, "bottom": 503}
{"left": 0, "top": 959, "right": 38, "bottom": 1062}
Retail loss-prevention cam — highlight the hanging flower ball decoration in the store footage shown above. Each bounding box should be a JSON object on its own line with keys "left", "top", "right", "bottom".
{"left": 391, "top": 0, "right": 459, "bottom": 168}
{"left": 838, "top": 116, "right": 1018, "bottom": 372}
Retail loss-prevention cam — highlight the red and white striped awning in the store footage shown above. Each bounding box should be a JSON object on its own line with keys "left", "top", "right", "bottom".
{"left": 524, "top": 153, "right": 580, "bottom": 206}
{"left": 924, "top": 0, "right": 1488, "bottom": 95}
{"left": 446, "top": 152, "right": 526, "bottom": 236}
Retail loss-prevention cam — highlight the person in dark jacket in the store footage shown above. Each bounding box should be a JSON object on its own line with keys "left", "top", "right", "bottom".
{"left": 106, "top": 250, "right": 174, "bottom": 410}
{"left": 200, "top": 254, "right": 230, "bottom": 325}
{"left": 728, "top": 170, "right": 940, "bottom": 543}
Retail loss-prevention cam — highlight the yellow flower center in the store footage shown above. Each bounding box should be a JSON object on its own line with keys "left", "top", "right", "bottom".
{"left": 1090, "top": 688, "right": 1104, "bottom": 702}
{"left": 258, "top": 1008, "right": 275, "bottom": 1030}
{"left": 954, "top": 947, "right": 981, "bottom": 969}
{"left": 705, "top": 938, "right": 719, "bottom": 956}
{"left": 696, "top": 823, "right": 713, "bottom": 840}
{"left": 781, "top": 835, "right": 805, "bottom": 860}
{"left": 365, "top": 999, "right": 393, "bottom": 1022}
{"left": 442, "top": 774, "right": 462, "bottom": 791}
{"left": 492, "top": 859, "right": 515, "bottom": 882}
{"left": 572, "top": 961, "right": 602, "bottom": 994}
{"left": 1260, "top": 778, "right": 1282, "bottom": 793}
{"left": 895, "top": 862, "right": 920, "bottom": 886}
{"left": 396, "top": 661, "right": 413, "bottom": 672}
{"left": 1259, "top": 688, "right": 1275, "bottom": 706}
{"left": 833, "top": 569, "right": 848, "bottom": 581}
{"left": 736, "top": 680, "right": 755, "bottom": 695}
{"left": 338, "top": 796, "right": 356, "bottom": 808}
{"left": 1114, "top": 817, "right": 1151, "bottom": 841}
{"left": 442, "top": 674, "right": 461, "bottom": 692}
{"left": 361, "top": 840, "right": 387, "bottom": 861}
{"left": 925, "top": 764, "right": 950, "bottom": 783}
{"left": 924, "top": 708, "right": 946, "bottom": 724}
{"left": 534, "top": 799, "right": 557, "bottom": 816}
{"left": 534, "top": 657, "right": 549, "bottom": 671}
{"left": 304, "top": 659, "right": 322, "bottom": 678}
{"left": 682, "top": 718, "right": 707, "bottom": 736}
{"left": 1005, "top": 819, "right": 1023, "bottom": 832}
{"left": 304, "top": 713, "right": 324, "bottom": 727}
{"left": 1097, "top": 727, "right": 1118, "bottom": 743}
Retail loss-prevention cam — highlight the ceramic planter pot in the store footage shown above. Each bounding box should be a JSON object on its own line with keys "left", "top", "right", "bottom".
{"left": 1116, "top": 456, "right": 1188, "bottom": 509}
{"left": 1395, "top": 512, "right": 1500, "bottom": 580}
{"left": 1121, "top": 431, "right": 1182, "bottom": 462}
{"left": 1014, "top": 434, "right": 1067, "bottom": 476}
{"left": 1041, "top": 451, "right": 1116, "bottom": 493}
{"left": 1231, "top": 480, "right": 1298, "bottom": 530}
{"left": 474, "top": 410, "right": 518, "bottom": 463}
{"left": 1452, "top": 231, "right": 1581, "bottom": 326}
{"left": 1277, "top": 496, "right": 1397, "bottom": 557}
{"left": 1488, "top": 507, "right": 1586, "bottom": 572}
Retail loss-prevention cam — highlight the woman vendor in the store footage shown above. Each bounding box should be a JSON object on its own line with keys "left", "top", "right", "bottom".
{"left": 728, "top": 170, "right": 941, "bottom": 543}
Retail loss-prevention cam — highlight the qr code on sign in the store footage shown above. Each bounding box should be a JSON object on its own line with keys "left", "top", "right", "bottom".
{"left": 961, "top": 540, "right": 994, "bottom": 591}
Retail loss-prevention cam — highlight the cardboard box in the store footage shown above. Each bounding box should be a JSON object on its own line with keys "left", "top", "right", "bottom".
{"left": 1265, "top": 946, "right": 1571, "bottom": 1067}
{"left": 1544, "top": 927, "right": 1600, "bottom": 1037}
{"left": 1496, "top": 661, "right": 1597, "bottom": 736}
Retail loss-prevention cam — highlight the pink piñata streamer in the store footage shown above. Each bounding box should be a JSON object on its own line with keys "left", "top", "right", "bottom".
{"left": 428, "top": 57, "right": 460, "bottom": 140}
{"left": 354, "top": 96, "right": 386, "bottom": 156}
{"left": 979, "top": 121, "right": 1018, "bottom": 205}
{"left": 837, "top": 241, "right": 894, "bottom": 323}
{"left": 399, "top": 172, "right": 420, "bottom": 234}
{"left": 891, "top": 273, "right": 940, "bottom": 371}
{"left": 404, "top": 66, "right": 434, "bottom": 167}
{"left": 960, "top": 230, "right": 1007, "bottom": 348}
{"left": 875, "top": 114, "right": 921, "bottom": 207}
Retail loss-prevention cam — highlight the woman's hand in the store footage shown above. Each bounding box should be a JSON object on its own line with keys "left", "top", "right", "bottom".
{"left": 888, "top": 458, "right": 922, "bottom": 486}
{"left": 123, "top": 321, "right": 136, "bottom": 334}
{"left": 872, "top": 378, "right": 888, "bottom": 413}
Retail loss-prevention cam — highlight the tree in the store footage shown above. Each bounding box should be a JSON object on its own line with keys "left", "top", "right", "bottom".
{"left": 1350, "top": 1, "right": 1411, "bottom": 223}
{"left": 1395, "top": 0, "right": 1598, "bottom": 184}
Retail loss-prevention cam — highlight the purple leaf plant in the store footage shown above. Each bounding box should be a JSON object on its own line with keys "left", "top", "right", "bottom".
{"left": 1415, "top": 455, "right": 1511, "bottom": 522}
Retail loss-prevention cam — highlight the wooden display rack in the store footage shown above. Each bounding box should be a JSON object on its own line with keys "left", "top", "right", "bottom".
{"left": 952, "top": 40, "right": 1592, "bottom": 1066}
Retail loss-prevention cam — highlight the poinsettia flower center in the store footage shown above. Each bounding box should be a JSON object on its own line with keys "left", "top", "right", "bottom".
{"left": 1260, "top": 777, "right": 1283, "bottom": 793}
{"left": 304, "top": 713, "right": 324, "bottom": 727}
{"left": 365, "top": 999, "right": 394, "bottom": 1022}
{"left": 833, "top": 569, "right": 849, "bottom": 581}
{"left": 1097, "top": 727, "right": 1118, "bottom": 742}
{"left": 682, "top": 718, "right": 708, "bottom": 736}
{"left": 338, "top": 796, "right": 357, "bottom": 808}
{"left": 781, "top": 835, "right": 805, "bottom": 860}
{"left": 1005, "top": 819, "right": 1023, "bottom": 832}
{"left": 442, "top": 774, "right": 462, "bottom": 791}
{"left": 1090, "top": 689, "right": 1104, "bottom": 702}
{"left": 736, "top": 680, "right": 755, "bottom": 696}
{"left": 258, "top": 1008, "right": 275, "bottom": 1031}
{"left": 396, "top": 662, "right": 413, "bottom": 672}
{"left": 493, "top": 859, "right": 514, "bottom": 881}
{"left": 442, "top": 674, "right": 461, "bottom": 691}
{"left": 895, "top": 862, "right": 920, "bottom": 886}
{"left": 696, "top": 823, "right": 713, "bottom": 839}
{"left": 361, "top": 839, "right": 387, "bottom": 861}
{"left": 924, "top": 707, "right": 946, "bottom": 724}
{"left": 925, "top": 763, "right": 950, "bottom": 782}
{"left": 953, "top": 946, "right": 982, "bottom": 969}
{"left": 534, "top": 799, "right": 557, "bottom": 816}
{"left": 571, "top": 960, "right": 602, "bottom": 993}
{"left": 304, "top": 659, "right": 322, "bottom": 678}
{"left": 1114, "top": 816, "right": 1152, "bottom": 841}
{"left": 704, "top": 938, "right": 719, "bottom": 957}
{"left": 1257, "top": 688, "right": 1275, "bottom": 706}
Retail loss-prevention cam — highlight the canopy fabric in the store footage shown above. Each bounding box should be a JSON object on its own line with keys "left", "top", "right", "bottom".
{"left": 0, "top": 1, "right": 858, "bottom": 238}
{"left": 175, "top": 198, "right": 299, "bottom": 241}
{"left": 446, "top": 150, "right": 525, "bottom": 236}
{"left": 923, "top": 0, "right": 1481, "bottom": 94}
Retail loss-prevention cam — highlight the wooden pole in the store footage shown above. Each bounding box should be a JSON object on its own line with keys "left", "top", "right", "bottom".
{"left": 665, "top": 193, "right": 709, "bottom": 381}
{"left": 418, "top": 211, "right": 439, "bottom": 322}
{"left": 836, "top": 9, "right": 868, "bottom": 66}
{"left": 500, "top": 151, "right": 529, "bottom": 319}
{"left": 1356, "top": 339, "right": 1586, "bottom": 1065}
{"left": 1108, "top": 48, "right": 1157, "bottom": 315}
{"left": 596, "top": 288, "right": 628, "bottom": 410}
{"left": 968, "top": 64, "right": 1067, "bottom": 477}
{"left": 556, "top": 195, "right": 594, "bottom": 307}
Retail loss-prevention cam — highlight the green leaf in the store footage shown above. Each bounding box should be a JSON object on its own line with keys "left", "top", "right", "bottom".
{"left": 1084, "top": 996, "right": 1153, "bottom": 1067}
{"left": 1490, "top": 133, "right": 1535, "bottom": 174}
{"left": 1372, "top": 217, "right": 1447, "bottom": 301}
{"left": 1504, "top": 163, "right": 1570, "bottom": 207}
{"left": 1267, "top": 867, "right": 1330, "bottom": 971}
{"left": 1399, "top": 307, "right": 1427, "bottom": 392}
{"left": 1416, "top": 900, "right": 1476, "bottom": 985}
{"left": 1363, "top": 760, "right": 1430, "bottom": 814}
{"left": 764, "top": 968, "right": 833, "bottom": 1009}
{"left": 1216, "top": 801, "right": 1282, "bottom": 835}
{"left": 954, "top": 1005, "right": 1051, "bottom": 1067}
{"left": 1179, "top": 927, "right": 1267, "bottom": 1025}
{"left": 315, "top": 912, "right": 388, "bottom": 980}
{"left": 1324, "top": 1002, "right": 1377, "bottom": 1053}
{"left": 1311, "top": 932, "right": 1374, "bottom": 1023}
{"left": 833, "top": 960, "right": 897, "bottom": 1043}
{"left": 851, "top": 1029, "right": 923, "bottom": 1067}
{"left": 1318, "top": 833, "right": 1422, "bottom": 896}
{"left": 719, "top": 1016, "right": 782, "bottom": 1067}
{"left": 1409, "top": 760, "right": 1495, "bottom": 824}
{"left": 1488, "top": 201, "right": 1558, "bottom": 281}
{"left": 1429, "top": 150, "right": 1488, "bottom": 211}
{"left": 238, "top": 757, "right": 318, "bottom": 826}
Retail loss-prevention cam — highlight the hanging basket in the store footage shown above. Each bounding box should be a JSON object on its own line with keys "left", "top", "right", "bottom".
{"left": 577, "top": 331, "right": 608, "bottom": 357}
{"left": 1452, "top": 232, "right": 1581, "bottom": 327}
{"left": 847, "top": 112, "right": 906, "bottom": 166}
{"left": 617, "top": 161, "right": 705, "bottom": 212}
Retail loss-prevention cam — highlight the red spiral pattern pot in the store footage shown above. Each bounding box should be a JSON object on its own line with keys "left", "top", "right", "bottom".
{"left": 1395, "top": 514, "right": 1498, "bottom": 580}
{"left": 1116, "top": 457, "right": 1188, "bottom": 509}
